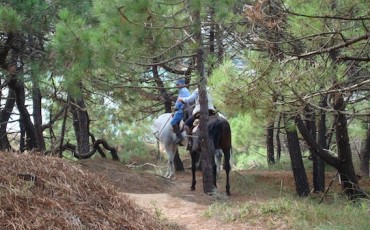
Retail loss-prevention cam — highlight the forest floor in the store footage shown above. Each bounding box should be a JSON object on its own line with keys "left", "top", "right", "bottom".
{"left": 77, "top": 157, "right": 339, "bottom": 230}
{"left": 3, "top": 152, "right": 369, "bottom": 229}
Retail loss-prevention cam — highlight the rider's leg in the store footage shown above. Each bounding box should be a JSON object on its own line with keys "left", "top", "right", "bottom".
{"left": 171, "top": 112, "right": 184, "bottom": 145}
{"left": 172, "top": 122, "right": 184, "bottom": 145}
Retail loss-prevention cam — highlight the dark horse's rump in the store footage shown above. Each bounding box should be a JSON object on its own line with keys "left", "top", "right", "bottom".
{"left": 190, "top": 115, "right": 232, "bottom": 195}
{"left": 208, "top": 116, "right": 232, "bottom": 150}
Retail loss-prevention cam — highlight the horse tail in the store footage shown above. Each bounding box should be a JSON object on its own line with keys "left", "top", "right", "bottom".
{"left": 209, "top": 117, "right": 232, "bottom": 172}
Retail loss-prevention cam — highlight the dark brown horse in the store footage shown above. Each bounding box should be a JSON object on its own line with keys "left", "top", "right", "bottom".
{"left": 190, "top": 115, "right": 232, "bottom": 196}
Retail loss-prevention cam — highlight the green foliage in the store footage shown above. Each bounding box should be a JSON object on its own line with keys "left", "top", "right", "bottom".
{"left": 285, "top": 120, "right": 296, "bottom": 133}
{"left": 229, "top": 113, "right": 264, "bottom": 151}
{"left": 118, "top": 134, "right": 154, "bottom": 163}
{"left": 348, "top": 118, "right": 367, "bottom": 141}
{"left": 226, "top": 112, "right": 268, "bottom": 169}
{"left": 209, "top": 60, "right": 250, "bottom": 115}
{"left": 0, "top": 5, "right": 22, "bottom": 31}
{"left": 52, "top": 8, "right": 95, "bottom": 98}
{"left": 87, "top": 107, "right": 157, "bottom": 163}
{"left": 234, "top": 148, "right": 266, "bottom": 169}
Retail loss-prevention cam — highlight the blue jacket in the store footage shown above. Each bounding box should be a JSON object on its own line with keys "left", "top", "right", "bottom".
{"left": 175, "top": 87, "right": 190, "bottom": 112}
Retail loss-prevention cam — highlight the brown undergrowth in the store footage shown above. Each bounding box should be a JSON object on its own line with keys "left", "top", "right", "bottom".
{"left": 0, "top": 152, "right": 179, "bottom": 230}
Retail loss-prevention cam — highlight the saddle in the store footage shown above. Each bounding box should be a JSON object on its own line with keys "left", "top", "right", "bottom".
{"left": 191, "top": 110, "right": 219, "bottom": 134}
{"left": 169, "top": 120, "right": 185, "bottom": 132}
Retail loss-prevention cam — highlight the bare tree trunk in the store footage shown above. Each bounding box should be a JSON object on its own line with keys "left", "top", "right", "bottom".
{"left": 266, "top": 121, "right": 275, "bottom": 165}
{"left": 313, "top": 97, "right": 327, "bottom": 192}
{"left": 305, "top": 106, "right": 325, "bottom": 192}
{"left": 70, "top": 94, "right": 90, "bottom": 156}
{"left": 359, "top": 115, "right": 370, "bottom": 178}
{"left": 275, "top": 113, "right": 282, "bottom": 162}
{"left": 0, "top": 89, "right": 15, "bottom": 151}
{"left": 174, "top": 149, "right": 184, "bottom": 172}
{"left": 285, "top": 116, "right": 310, "bottom": 196}
{"left": 195, "top": 8, "right": 215, "bottom": 194}
{"left": 333, "top": 94, "right": 361, "bottom": 198}
{"left": 267, "top": 96, "right": 278, "bottom": 165}
{"left": 32, "top": 79, "right": 46, "bottom": 151}
{"left": 76, "top": 98, "right": 90, "bottom": 155}
{"left": 8, "top": 75, "right": 37, "bottom": 150}
{"left": 296, "top": 113, "right": 365, "bottom": 199}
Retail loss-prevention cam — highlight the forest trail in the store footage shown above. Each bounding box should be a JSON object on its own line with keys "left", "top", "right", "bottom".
{"left": 78, "top": 158, "right": 276, "bottom": 230}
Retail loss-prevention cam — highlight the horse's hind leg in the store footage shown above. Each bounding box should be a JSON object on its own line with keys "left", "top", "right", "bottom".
{"left": 223, "top": 147, "right": 231, "bottom": 196}
{"left": 212, "top": 158, "right": 217, "bottom": 189}
{"left": 214, "top": 149, "right": 222, "bottom": 178}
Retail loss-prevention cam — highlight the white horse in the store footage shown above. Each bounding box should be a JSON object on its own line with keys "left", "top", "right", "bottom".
{"left": 152, "top": 113, "right": 187, "bottom": 178}
{"left": 153, "top": 113, "right": 223, "bottom": 179}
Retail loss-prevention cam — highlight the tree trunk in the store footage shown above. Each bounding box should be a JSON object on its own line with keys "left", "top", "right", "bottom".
{"left": 267, "top": 95, "right": 278, "bottom": 165}
{"left": 19, "top": 118, "right": 26, "bottom": 152}
{"left": 285, "top": 116, "right": 310, "bottom": 196}
{"left": 295, "top": 114, "right": 365, "bottom": 199}
{"left": 359, "top": 116, "right": 370, "bottom": 178}
{"left": 313, "top": 97, "right": 327, "bottom": 192}
{"left": 195, "top": 8, "right": 215, "bottom": 194}
{"left": 266, "top": 121, "right": 275, "bottom": 165}
{"left": 32, "top": 80, "right": 46, "bottom": 151}
{"left": 305, "top": 107, "right": 325, "bottom": 192}
{"left": 333, "top": 94, "right": 361, "bottom": 198}
{"left": 8, "top": 76, "right": 37, "bottom": 150}
{"left": 275, "top": 113, "right": 282, "bottom": 162}
{"left": 174, "top": 148, "right": 184, "bottom": 172}
{"left": 70, "top": 94, "right": 90, "bottom": 156}
{"left": 0, "top": 89, "right": 15, "bottom": 151}
{"left": 75, "top": 98, "right": 90, "bottom": 155}
{"left": 216, "top": 24, "right": 224, "bottom": 63}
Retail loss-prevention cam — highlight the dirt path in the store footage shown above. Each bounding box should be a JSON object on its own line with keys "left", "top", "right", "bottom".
{"left": 78, "top": 158, "right": 261, "bottom": 230}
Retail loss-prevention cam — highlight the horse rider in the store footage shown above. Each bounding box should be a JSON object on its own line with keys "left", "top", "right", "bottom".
{"left": 171, "top": 79, "right": 190, "bottom": 145}
{"left": 177, "top": 87, "right": 217, "bottom": 150}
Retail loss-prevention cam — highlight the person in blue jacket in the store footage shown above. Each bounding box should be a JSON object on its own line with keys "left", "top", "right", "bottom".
{"left": 170, "top": 79, "right": 190, "bottom": 144}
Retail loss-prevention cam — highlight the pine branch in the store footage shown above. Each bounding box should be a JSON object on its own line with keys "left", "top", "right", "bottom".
{"left": 337, "top": 56, "right": 370, "bottom": 62}
{"left": 283, "top": 32, "right": 370, "bottom": 63}
{"left": 284, "top": 6, "right": 370, "bottom": 21}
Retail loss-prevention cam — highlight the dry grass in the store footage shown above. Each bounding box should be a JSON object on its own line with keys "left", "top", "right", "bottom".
{"left": 0, "top": 152, "right": 172, "bottom": 230}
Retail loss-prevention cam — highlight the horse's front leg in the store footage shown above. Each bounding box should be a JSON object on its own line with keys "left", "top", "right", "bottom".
{"left": 165, "top": 160, "right": 175, "bottom": 178}
{"left": 190, "top": 150, "right": 197, "bottom": 191}
{"left": 164, "top": 147, "right": 176, "bottom": 179}
{"left": 167, "top": 158, "right": 176, "bottom": 178}
{"left": 164, "top": 164, "right": 170, "bottom": 178}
